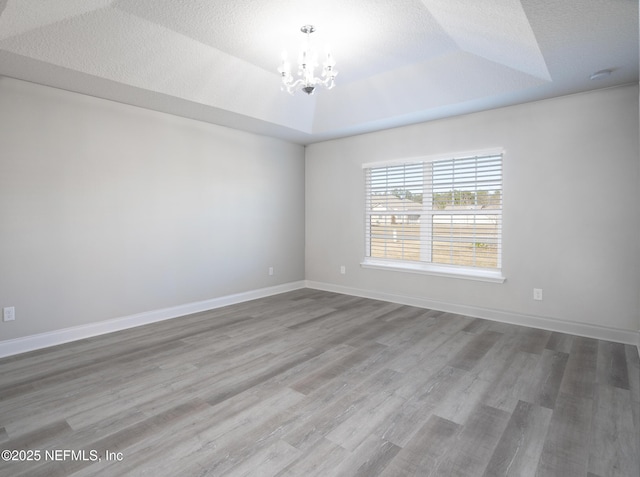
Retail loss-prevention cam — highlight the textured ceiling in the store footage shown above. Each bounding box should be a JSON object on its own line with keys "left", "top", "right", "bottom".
{"left": 0, "top": 0, "right": 637, "bottom": 144}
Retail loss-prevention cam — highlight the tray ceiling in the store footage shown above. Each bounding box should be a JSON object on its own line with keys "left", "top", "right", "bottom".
{"left": 0, "top": 0, "right": 637, "bottom": 144}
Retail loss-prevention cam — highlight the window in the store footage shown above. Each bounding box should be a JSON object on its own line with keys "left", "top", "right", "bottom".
{"left": 363, "top": 150, "right": 504, "bottom": 282}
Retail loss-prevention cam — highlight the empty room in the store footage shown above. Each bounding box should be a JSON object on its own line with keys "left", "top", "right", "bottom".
{"left": 0, "top": 1, "right": 639, "bottom": 476}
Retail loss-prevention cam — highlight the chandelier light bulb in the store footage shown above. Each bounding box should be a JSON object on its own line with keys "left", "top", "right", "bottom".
{"left": 278, "top": 25, "right": 338, "bottom": 95}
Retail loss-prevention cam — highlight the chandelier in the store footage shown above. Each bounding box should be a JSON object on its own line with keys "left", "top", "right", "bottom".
{"left": 277, "top": 25, "right": 338, "bottom": 95}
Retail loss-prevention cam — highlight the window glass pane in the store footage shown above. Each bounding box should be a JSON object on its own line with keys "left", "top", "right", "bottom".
{"left": 365, "top": 153, "right": 502, "bottom": 272}
{"left": 369, "top": 215, "right": 421, "bottom": 261}
{"left": 432, "top": 214, "right": 500, "bottom": 268}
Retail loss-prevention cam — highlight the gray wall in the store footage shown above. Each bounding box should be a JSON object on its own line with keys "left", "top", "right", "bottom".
{"left": 1, "top": 78, "right": 638, "bottom": 345}
{"left": 0, "top": 77, "right": 305, "bottom": 341}
{"left": 306, "top": 85, "right": 640, "bottom": 334}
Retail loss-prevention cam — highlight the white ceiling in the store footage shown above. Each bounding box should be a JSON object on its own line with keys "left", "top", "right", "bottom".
{"left": 0, "top": 0, "right": 637, "bottom": 145}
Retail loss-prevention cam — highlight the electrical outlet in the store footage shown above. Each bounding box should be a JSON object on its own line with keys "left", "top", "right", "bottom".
{"left": 340, "top": 265, "right": 346, "bottom": 275}
{"left": 3, "top": 306, "right": 15, "bottom": 322}
{"left": 533, "top": 288, "right": 543, "bottom": 301}
{"left": 268, "top": 267, "right": 274, "bottom": 276}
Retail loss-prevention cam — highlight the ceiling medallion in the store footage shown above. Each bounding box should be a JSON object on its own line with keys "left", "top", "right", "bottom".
{"left": 277, "top": 25, "right": 338, "bottom": 95}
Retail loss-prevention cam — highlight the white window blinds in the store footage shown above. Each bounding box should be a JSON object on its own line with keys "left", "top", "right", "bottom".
{"left": 364, "top": 153, "right": 503, "bottom": 272}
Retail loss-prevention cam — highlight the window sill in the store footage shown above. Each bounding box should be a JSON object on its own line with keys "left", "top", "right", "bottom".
{"left": 360, "top": 259, "right": 506, "bottom": 283}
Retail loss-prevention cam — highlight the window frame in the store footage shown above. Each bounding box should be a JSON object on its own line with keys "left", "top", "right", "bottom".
{"left": 361, "top": 149, "right": 506, "bottom": 283}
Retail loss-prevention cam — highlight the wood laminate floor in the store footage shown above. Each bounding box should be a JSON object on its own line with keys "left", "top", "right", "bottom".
{"left": 0, "top": 289, "right": 638, "bottom": 476}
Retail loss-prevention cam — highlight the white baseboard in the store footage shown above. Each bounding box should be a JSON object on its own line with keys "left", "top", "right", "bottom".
{"left": 306, "top": 280, "right": 640, "bottom": 348}
{"left": 0, "top": 281, "right": 306, "bottom": 359}
{"left": 2, "top": 280, "right": 638, "bottom": 359}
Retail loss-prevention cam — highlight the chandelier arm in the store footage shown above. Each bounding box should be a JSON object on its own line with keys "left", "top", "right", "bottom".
{"left": 319, "top": 76, "right": 336, "bottom": 90}
{"left": 287, "top": 78, "right": 308, "bottom": 89}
